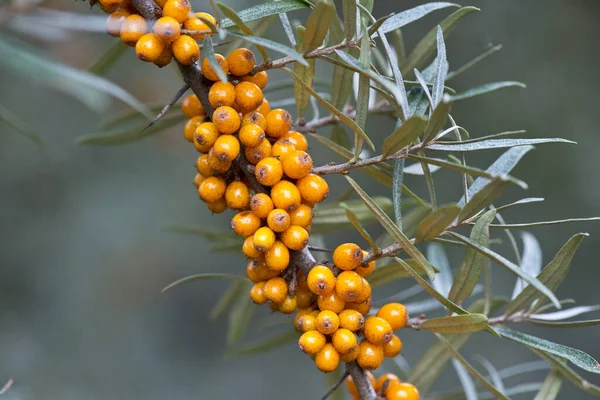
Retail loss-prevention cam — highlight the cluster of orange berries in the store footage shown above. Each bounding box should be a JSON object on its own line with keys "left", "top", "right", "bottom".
{"left": 98, "top": 0, "right": 216, "bottom": 67}
{"left": 346, "top": 372, "right": 419, "bottom": 400}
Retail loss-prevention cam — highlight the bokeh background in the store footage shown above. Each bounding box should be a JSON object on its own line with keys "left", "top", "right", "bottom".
{"left": 1, "top": 0, "right": 599, "bottom": 398}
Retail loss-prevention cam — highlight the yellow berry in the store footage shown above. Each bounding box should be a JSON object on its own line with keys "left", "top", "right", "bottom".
{"left": 332, "top": 328, "right": 358, "bottom": 355}
{"left": 193, "top": 122, "right": 219, "bottom": 153}
{"left": 345, "top": 296, "right": 372, "bottom": 315}
{"left": 249, "top": 193, "right": 274, "bottom": 219}
{"left": 386, "top": 383, "right": 420, "bottom": 400}
{"left": 253, "top": 226, "right": 276, "bottom": 252}
{"left": 241, "top": 111, "right": 267, "bottom": 131}
{"left": 256, "top": 98, "right": 271, "bottom": 116}
{"left": 364, "top": 316, "right": 393, "bottom": 345}
{"left": 184, "top": 116, "right": 205, "bottom": 142}
{"left": 339, "top": 309, "right": 365, "bottom": 332}
{"left": 208, "top": 81, "right": 235, "bottom": 108}
{"left": 242, "top": 236, "right": 262, "bottom": 259}
{"left": 317, "top": 291, "right": 346, "bottom": 314}
{"left": 212, "top": 106, "right": 241, "bottom": 135}
{"left": 249, "top": 282, "right": 267, "bottom": 304}
{"left": 163, "top": 0, "right": 191, "bottom": 24}
{"left": 271, "top": 139, "right": 296, "bottom": 161}
{"left": 225, "top": 181, "right": 250, "bottom": 210}
{"left": 296, "top": 313, "right": 318, "bottom": 332}
{"left": 278, "top": 296, "right": 297, "bottom": 314}
{"left": 227, "top": 48, "right": 256, "bottom": 76}
{"left": 212, "top": 134, "right": 240, "bottom": 163}
{"left": 266, "top": 208, "right": 291, "bottom": 233}
{"left": 383, "top": 334, "right": 403, "bottom": 358}
{"left": 335, "top": 271, "right": 365, "bottom": 303}
{"left": 282, "top": 150, "right": 312, "bottom": 179}
{"left": 172, "top": 34, "right": 200, "bottom": 66}
{"left": 263, "top": 277, "right": 288, "bottom": 304}
{"left": 245, "top": 138, "right": 272, "bottom": 165}
{"left": 202, "top": 54, "right": 229, "bottom": 81}
{"left": 377, "top": 303, "right": 409, "bottom": 330}
{"left": 234, "top": 81, "right": 264, "bottom": 114}
{"left": 298, "top": 330, "right": 326, "bottom": 355}
{"left": 265, "top": 108, "right": 293, "bottom": 138}
{"left": 207, "top": 147, "right": 232, "bottom": 173}
{"left": 106, "top": 9, "right": 130, "bottom": 37}
{"left": 270, "top": 180, "right": 301, "bottom": 212}
{"left": 296, "top": 173, "right": 329, "bottom": 204}
{"left": 153, "top": 43, "right": 173, "bottom": 68}
{"left": 375, "top": 373, "right": 401, "bottom": 393}
{"left": 282, "top": 131, "right": 308, "bottom": 151}
{"left": 182, "top": 94, "right": 205, "bottom": 118}
{"left": 264, "top": 240, "right": 290, "bottom": 272}
{"left": 356, "top": 339, "right": 384, "bottom": 370}
{"left": 289, "top": 204, "right": 313, "bottom": 228}
{"left": 238, "top": 123, "right": 265, "bottom": 148}
{"left": 315, "top": 343, "right": 340, "bottom": 373}
{"left": 345, "top": 372, "right": 376, "bottom": 397}
{"left": 316, "top": 310, "right": 339, "bottom": 335}
{"left": 333, "top": 243, "right": 363, "bottom": 271}
{"left": 153, "top": 16, "right": 181, "bottom": 43}
{"left": 354, "top": 278, "right": 372, "bottom": 304}
{"left": 241, "top": 71, "right": 269, "bottom": 89}
{"left": 198, "top": 176, "right": 225, "bottom": 203}
{"left": 231, "top": 211, "right": 262, "bottom": 236}
{"left": 307, "top": 265, "right": 336, "bottom": 296}
{"left": 296, "top": 290, "right": 316, "bottom": 309}
{"left": 356, "top": 250, "right": 375, "bottom": 277}
{"left": 280, "top": 225, "right": 309, "bottom": 251}
{"left": 255, "top": 157, "right": 284, "bottom": 187}
{"left": 120, "top": 14, "right": 148, "bottom": 46}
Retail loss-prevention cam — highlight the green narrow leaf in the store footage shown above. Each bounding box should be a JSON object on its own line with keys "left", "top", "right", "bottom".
{"left": 312, "top": 197, "right": 394, "bottom": 231}
{"left": 413, "top": 68, "right": 434, "bottom": 107}
{"left": 392, "top": 29, "right": 407, "bottom": 65}
{"left": 528, "top": 319, "right": 600, "bottom": 328}
{"left": 377, "top": 30, "right": 409, "bottom": 120}
{"left": 209, "top": 280, "right": 246, "bottom": 320}
{"left": 448, "top": 209, "right": 495, "bottom": 304}
{"left": 488, "top": 217, "right": 600, "bottom": 229}
{"left": 0, "top": 104, "right": 44, "bottom": 145}
{"left": 202, "top": 36, "right": 228, "bottom": 82}
{"left": 285, "top": 68, "right": 374, "bottom": 150}
{"left": 419, "top": 314, "right": 488, "bottom": 334}
{"left": 428, "top": 137, "right": 575, "bottom": 151}
{"left": 409, "top": 87, "right": 430, "bottom": 117}
{"left": 217, "top": 3, "right": 269, "bottom": 61}
{"left": 353, "top": 31, "right": 371, "bottom": 159}
{"left": 434, "top": 129, "right": 524, "bottom": 145}
{"left": 377, "top": 3, "right": 459, "bottom": 34}
{"left": 227, "top": 283, "right": 255, "bottom": 345}
{"left": 451, "top": 360, "right": 478, "bottom": 400}
{"left": 427, "top": 243, "right": 452, "bottom": 296}
{"left": 225, "top": 329, "right": 299, "bottom": 358}
{"left": 161, "top": 273, "right": 248, "bottom": 293}
{"left": 393, "top": 158, "right": 405, "bottom": 230}
{"left": 303, "top": 0, "right": 335, "bottom": 53}
{"left": 279, "top": 12, "right": 297, "bottom": 46}
{"left": 457, "top": 177, "right": 508, "bottom": 222}
{"left": 345, "top": 176, "right": 436, "bottom": 280}
{"left": 432, "top": 26, "right": 447, "bottom": 106}
{"left": 367, "top": 259, "right": 439, "bottom": 287}
{"left": 435, "top": 334, "right": 510, "bottom": 400}
{"left": 340, "top": 203, "right": 378, "bottom": 251}
{"left": 415, "top": 204, "right": 461, "bottom": 242}
{"left": 329, "top": 14, "right": 356, "bottom": 110}
{"left": 342, "top": 0, "right": 357, "bottom": 41}
{"left": 381, "top": 116, "right": 428, "bottom": 157}
{"left": 448, "top": 81, "right": 526, "bottom": 102}
{"left": 423, "top": 98, "right": 451, "bottom": 143}
{"left": 532, "top": 350, "right": 600, "bottom": 396}
{"left": 506, "top": 233, "right": 587, "bottom": 316}
{"left": 475, "top": 356, "right": 506, "bottom": 395}
{"left": 446, "top": 44, "right": 503, "bottom": 81}
{"left": 497, "top": 327, "right": 600, "bottom": 374}
{"left": 88, "top": 40, "right": 128, "bottom": 76}
{"left": 534, "top": 369, "right": 563, "bottom": 400}
{"left": 220, "top": 0, "right": 311, "bottom": 28}
{"left": 226, "top": 32, "right": 308, "bottom": 66}
{"left": 293, "top": 26, "right": 315, "bottom": 118}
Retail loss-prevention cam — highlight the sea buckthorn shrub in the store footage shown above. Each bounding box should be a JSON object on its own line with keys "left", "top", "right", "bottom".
{"left": 69, "top": 0, "right": 600, "bottom": 399}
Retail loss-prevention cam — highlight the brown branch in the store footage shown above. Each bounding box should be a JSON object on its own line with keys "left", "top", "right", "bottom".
{"left": 346, "top": 362, "right": 377, "bottom": 400}
{"left": 177, "top": 63, "right": 215, "bottom": 117}
{"left": 130, "top": 0, "right": 161, "bottom": 21}
{"left": 312, "top": 150, "right": 410, "bottom": 176}
{"left": 289, "top": 246, "right": 316, "bottom": 277}
{"left": 321, "top": 371, "right": 351, "bottom": 400}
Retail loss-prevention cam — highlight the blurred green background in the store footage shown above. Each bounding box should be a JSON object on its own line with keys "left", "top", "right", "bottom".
{"left": 1, "top": 0, "right": 599, "bottom": 398}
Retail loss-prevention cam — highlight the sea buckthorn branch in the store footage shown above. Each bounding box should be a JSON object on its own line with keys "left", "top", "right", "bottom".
{"left": 347, "top": 362, "right": 378, "bottom": 400}
{"left": 311, "top": 149, "right": 411, "bottom": 176}
{"left": 321, "top": 371, "right": 351, "bottom": 400}
{"left": 130, "top": 0, "right": 161, "bottom": 20}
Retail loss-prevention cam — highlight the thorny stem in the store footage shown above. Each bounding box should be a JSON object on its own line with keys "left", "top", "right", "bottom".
{"left": 321, "top": 371, "right": 351, "bottom": 400}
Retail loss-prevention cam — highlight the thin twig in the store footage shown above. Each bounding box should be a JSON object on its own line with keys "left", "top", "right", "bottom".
{"left": 321, "top": 371, "right": 350, "bottom": 400}
{"left": 142, "top": 84, "right": 189, "bottom": 131}
{"left": 346, "top": 362, "right": 377, "bottom": 400}
{"left": 307, "top": 245, "right": 335, "bottom": 253}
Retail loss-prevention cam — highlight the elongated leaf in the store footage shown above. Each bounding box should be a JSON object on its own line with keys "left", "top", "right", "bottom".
{"left": 532, "top": 350, "right": 600, "bottom": 396}
{"left": 408, "top": 154, "right": 528, "bottom": 189}
{"left": 393, "top": 159, "right": 405, "bottom": 230}
{"left": 419, "top": 314, "right": 488, "bottom": 334}
{"left": 446, "top": 44, "right": 503, "bottom": 81}
{"left": 226, "top": 33, "right": 308, "bottom": 66}
{"left": 210, "top": 280, "right": 246, "bottom": 320}
{"left": 435, "top": 334, "right": 510, "bottom": 400}
{"left": 428, "top": 138, "right": 575, "bottom": 151}
{"left": 0, "top": 36, "right": 152, "bottom": 118}
{"left": 448, "top": 81, "right": 526, "bottom": 102}
{"left": 340, "top": 203, "right": 378, "bottom": 251}
{"left": 285, "top": 68, "right": 374, "bottom": 150}
{"left": 162, "top": 273, "right": 248, "bottom": 293}
{"left": 448, "top": 209, "right": 495, "bottom": 304}
{"left": 458, "top": 177, "right": 508, "bottom": 222}
{"left": 452, "top": 360, "right": 478, "bottom": 400}
{"left": 534, "top": 369, "right": 563, "bottom": 400}
{"left": 458, "top": 146, "right": 534, "bottom": 206}
{"left": 352, "top": 31, "right": 372, "bottom": 158}
{"left": 416, "top": 204, "right": 461, "bottom": 242}
{"left": 202, "top": 36, "right": 228, "bottom": 82}
{"left": 294, "top": 26, "right": 315, "bottom": 118}
{"left": 413, "top": 69, "right": 434, "bottom": 107}
{"left": 530, "top": 305, "right": 600, "bottom": 321}
{"left": 312, "top": 196, "right": 394, "bottom": 232}
{"left": 488, "top": 217, "right": 600, "bottom": 229}
{"left": 404, "top": 163, "right": 441, "bottom": 175}
{"left": 88, "top": 40, "right": 128, "bottom": 76}
{"left": 423, "top": 99, "right": 451, "bottom": 143}
{"left": 377, "top": 2, "right": 459, "bottom": 35}
{"left": 220, "top": 0, "right": 311, "bottom": 28}
{"left": 382, "top": 116, "right": 428, "bottom": 157}
{"left": 475, "top": 356, "right": 506, "bottom": 395}
{"left": 432, "top": 26, "right": 447, "bottom": 107}
{"left": 77, "top": 114, "right": 186, "bottom": 145}
{"left": 402, "top": 7, "right": 479, "bottom": 76}
{"left": 342, "top": 0, "right": 357, "bottom": 41}
{"left": 0, "top": 103, "right": 44, "bottom": 145}
{"left": 506, "top": 233, "right": 587, "bottom": 316}
{"left": 496, "top": 197, "right": 544, "bottom": 213}
{"left": 434, "top": 130, "right": 523, "bottom": 145}
{"left": 303, "top": 0, "right": 335, "bottom": 53}
{"left": 427, "top": 243, "right": 453, "bottom": 296}
{"left": 227, "top": 284, "right": 255, "bottom": 345}
{"left": 218, "top": 3, "right": 269, "bottom": 61}
{"left": 528, "top": 319, "right": 600, "bottom": 328}
{"left": 512, "top": 232, "right": 542, "bottom": 299}
{"left": 346, "top": 177, "right": 436, "bottom": 279}
{"left": 377, "top": 31, "right": 409, "bottom": 120}
{"left": 225, "top": 329, "right": 299, "bottom": 358}
{"left": 367, "top": 259, "right": 439, "bottom": 287}
{"left": 497, "top": 327, "right": 600, "bottom": 374}
{"left": 448, "top": 232, "right": 561, "bottom": 309}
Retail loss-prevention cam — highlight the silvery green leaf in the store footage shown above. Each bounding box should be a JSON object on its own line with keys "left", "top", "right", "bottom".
{"left": 488, "top": 217, "right": 600, "bottom": 229}
{"left": 88, "top": 40, "right": 128, "bottom": 76}
{"left": 220, "top": 0, "right": 311, "bottom": 28}
{"left": 393, "top": 156, "right": 404, "bottom": 229}
{"left": 427, "top": 138, "right": 575, "bottom": 151}
{"left": 432, "top": 26, "right": 447, "bottom": 107}
{"left": 452, "top": 359, "right": 478, "bottom": 400}
{"left": 512, "top": 232, "right": 542, "bottom": 300}
{"left": 376, "top": 2, "right": 459, "bottom": 35}
{"left": 303, "top": 0, "right": 336, "bottom": 53}
{"left": 475, "top": 357, "right": 506, "bottom": 395}
{"left": 448, "top": 81, "right": 526, "bottom": 102}
{"left": 532, "top": 350, "right": 600, "bottom": 396}
{"left": 419, "top": 314, "right": 488, "bottom": 334}
{"left": 427, "top": 243, "right": 453, "bottom": 296}
{"left": 495, "top": 197, "right": 545, "bottom": 213}
{"left": 529, "top": 305, "right": 600, "bottom": 321}
{"left": 404, "top": 163, "right": 441, "bottom": 175}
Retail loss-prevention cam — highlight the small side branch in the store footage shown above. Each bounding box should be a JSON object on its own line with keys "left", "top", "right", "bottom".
{"left": 177, "top": 63, "right": 215, "bottom": 117}
{"left": 346, "top": 362, "right": 377, "bottom": 400}
{"left": 142, "top": 84, "right": 189, "bottom": 131}
{"left": 321, "top": 371, "right": 350, "bottom": 400}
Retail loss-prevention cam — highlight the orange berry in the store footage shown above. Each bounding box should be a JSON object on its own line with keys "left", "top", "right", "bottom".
{"left": 332, "top": 328, "right": 358, "bottom": 355}
{"left": 377, "top": 303, "right": 409, "bottom": 331}
{"left": 265, "top": 109, "right": 293, "bottom": 138}
{"left": 154, "top": 0, "right": 167, "bottom": 5}
{"left": 212, "top": 134, "right": 240, "bottom": 162}
{"left": 193, "top": 122, "right": 219, "bottom": 152}
{"left": 307, "top": 265, "right": 336, "bottom": 296}
{"left": 196, "top": 154, "right": 213, "bottom": 177}
{"left": 227, "top": 48, "right": 256, "bottom": 76}
{"left": 271, "top": 139, "right": 296, "bottom": 161}
{"left": 386, "top": 383, "right": 419, "bottom": 400}
{"left": 263, "top": 277, "right": 288, "bottom": 304}
{"left": 249, "top": 282, "right": 267, "bottom": 304}
{"left": 256, "top": 98, "right": 271, "bottom": 116}
{"left": 182, "top": 94, "right": 205, "bottom": 118}
{"left": 340, "top": 351, "right": 358, "bottom": 363}
{"left": 356, "top": 339, "right": 384, "bottom": 370}
{"left": 106, "top": 9, "right": 130, "bottom": 37}
{"left": 364, "top": 316, "right": 393, "bottom": 345}
{"left": 335, "top": 271, "right": 365, "bottom": 303}
{"left": 289, "top": 204, "right": 313, "bottom": 228}
{"left": 333, "top": 243, "right": 363, "bottom": 271}
{"left": 99, "top": 0, "right": 120, "bottom": 13}
{"left": 154, "top": 43, "right": 173, "bottom": 67}
{"left": 250, "top": 193, "right": 274, "bottom": 219}
{"left": 271, "top": 180, "right": 301, "bottom": 212}
{"left": 296, "top": 290, "right": 315, "bottom": 309}
{"left": 153, "top": 16, "right": 181, "bottom": 43}
{"left": 182, "top": 12, "right": 216, "bottom": 39}
{"left": 281, "top": 150, "right": 312, "bottom": 179}
{"left": 339, "top": 309, "right": 365, "bottom": 332}
{"left": 163, "top": 0, "right": 191, "bottom": 24}
{"left": 172, "top": 35, "right": 200, "bottom": 66}
{"left": 245, "top": 138, "right": 271, "bottom": 164}
{"left": 194, "top": 12, "right": 216, "bottom": 25}
{"left": 315, "top": 343, "right": 340, "bottom": 373}
{"left": 280, "top": 225, "right": 309, "bottom": 251}
{"left": 383, "top": 334, "right": 403, "bottom": 358}
{"left": 184, "top": 116, "right": 205, "bottom": 142}
{"left": 356, "top": 251, "right": 375, "bottom": 277}
{"left": 234, "top": 81, "right": 264, "bottom": 114}
{"left": 345, "top": 372, "right": 376, "bottom": 397}
{"left": 255, "top": 157, "right": 284, "bottom": 187}
{"left": 225, "top": 181, "right": 250, "bottom": 210}
{"left": 202, "top": 54, "right": 229, "bottom": 81}
{"left": 135, "top": 33, "right": 165, "bottom": 62}
{"left": 120, "top": 14, "right": 148, "bottom": 46}
{"left": 242, "top": 236, "right": 262, "bottom": 259}
{"left": 265, "top": 240, "right": 290, "bottom": 272}
{"left": 253, "top": 226, "right": 276, "bottom": 252}
{"left": 241, "top": 111, "right": 267, "bottom": 131}
{"left": 316, "top": 310, "right": 339, "bottom": 335}
{"left": 294, "top": 308, "right": 313, "bottom": 330}
{"left": 193, "top": 173, "right": 204, "bottom": 189}
{"left": 279, "top": 296, "right": 297, "bottom": 314}
{"left": 231, "top": 211, "right": 262, "bottom": 237}
{"left": 317, "top": 291, "right": 346, "bottom": 314}
{"left": 247, "top": 259, "right": 278, "bottom": 282}
{"left": 298, "top": 330, "right": 326, "bottom": 355}
{"left": 239, "top": 124, "right": 265, "bottom": 148}
{"left": 207, "top": 197, "right": 227, "bottom": 214}
{"left": 198, "top": 176, "right": 225, "bottom": 203}
{"left": 266, "top": 208, "right": 290, "bottom": 233}
{"left": 354, "top": 278, "right": 372, "bottom": 304}
{"left": 375, "top": 373, "right": 401, "bottom": 392}
{"left": 241, "top": 71, "right": 269, "bottom": 89}
{"left": 212, "top": 106, "right": 241, "bottom": 135}
{"left": 207, "top": 148, "right": 232, "bottom": 173}
{"left": 296, "top": 173, "right": 329, "bottom": 204}
{"left": 296, "top": 313, "right": 318, "bottom": 332}
{"left": 208, "top": 81, "right": 235, "bottom": 108}
{"left": 345, "top": 296, "right": 372, "bottom": 315}
{"left": 282, "top": 131, "right": 308, "bottom": 151}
